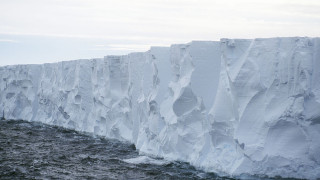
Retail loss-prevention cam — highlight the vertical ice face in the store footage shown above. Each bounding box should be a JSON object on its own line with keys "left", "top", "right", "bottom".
{"left": 103, "top": 55, "right": 132, "bottom": 141}
{"left": 0, "top": 64, "right": 41, "bottom": 121}
{"left": 209, "top": 37, "right": 320, "bottom": 178}
{"left": 189, "top": 41, "right": 221, "bottom": 109}
{"left": 155, "top": 41, "right": 221, "bottom": 165}
{"left": 0, "top": 37, "right": 319, "bottom": 179}
{"left": 127, "top": 47, "right": 172, "bottom": 156}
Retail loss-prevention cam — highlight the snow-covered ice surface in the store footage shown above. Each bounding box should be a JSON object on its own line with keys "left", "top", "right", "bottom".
{"left": 1, "top": 37, "right": 320, "bottom": 179}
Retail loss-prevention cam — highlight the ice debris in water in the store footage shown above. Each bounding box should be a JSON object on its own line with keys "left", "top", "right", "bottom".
{"left": 123, "top": 156, "right": 170, "bottom": 166}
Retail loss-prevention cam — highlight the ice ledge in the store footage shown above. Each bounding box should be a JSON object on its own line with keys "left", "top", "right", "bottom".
{"left": 1, "top": 37, "right": 320, "bottom": 179}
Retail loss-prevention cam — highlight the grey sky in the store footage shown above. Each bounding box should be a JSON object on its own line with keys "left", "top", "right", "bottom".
{"left": 1, "top": 0, "right": 320, "bottom": 65}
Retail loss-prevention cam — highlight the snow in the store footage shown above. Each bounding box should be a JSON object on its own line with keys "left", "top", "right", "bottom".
{"left": 1, "top": 37, "right": 320, "bottom": 179}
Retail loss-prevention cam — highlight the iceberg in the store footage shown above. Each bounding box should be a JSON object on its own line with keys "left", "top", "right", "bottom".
{"left": 1, "top": 37, "right": 319, "bottom": 179}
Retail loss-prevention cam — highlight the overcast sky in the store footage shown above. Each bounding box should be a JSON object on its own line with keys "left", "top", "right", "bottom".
{"left": 1, "top": 0, "right": 320, "bottom": 65}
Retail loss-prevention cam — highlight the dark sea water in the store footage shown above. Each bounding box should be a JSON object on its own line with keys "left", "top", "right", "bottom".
{"left": 0, "top": 119, "right": 232, "bottom": 180}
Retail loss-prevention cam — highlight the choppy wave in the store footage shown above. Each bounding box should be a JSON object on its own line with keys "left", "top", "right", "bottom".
{"left": 0, "top": 119, "right": 227, "bottom": 179}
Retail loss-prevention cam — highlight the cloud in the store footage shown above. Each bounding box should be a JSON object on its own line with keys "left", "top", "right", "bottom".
{"left": 0, "top": 39, "right": 19, "bottom": 43}
{"left": 0, "top": 0, "right": 319, "bottom": 44}
{"left": 0, "top": 0, "right": 319, "bottom": 66}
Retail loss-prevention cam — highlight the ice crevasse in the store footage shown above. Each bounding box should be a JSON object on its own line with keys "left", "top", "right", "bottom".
{"left": 1, "top": 37, "right": 320, "bottom": 179}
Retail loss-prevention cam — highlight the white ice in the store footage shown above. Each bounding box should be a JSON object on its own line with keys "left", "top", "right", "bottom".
{"left": 122, "top": 156, "right": 170, "bottom": 166}
{"left": 1, "top": 37, "right": 319, "bottom": 179}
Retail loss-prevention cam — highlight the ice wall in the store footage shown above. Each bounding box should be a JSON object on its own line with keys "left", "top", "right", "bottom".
{"left": 0, "top": 37, "right": 319, "bottom": 179}
{"left": 208, "top": 38, "right": 320, "bottom": 179}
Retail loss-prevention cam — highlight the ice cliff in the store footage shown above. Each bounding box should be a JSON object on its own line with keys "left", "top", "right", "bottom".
{"left": 1, "top": 37, "right": 319, "bottom": 179}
